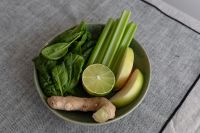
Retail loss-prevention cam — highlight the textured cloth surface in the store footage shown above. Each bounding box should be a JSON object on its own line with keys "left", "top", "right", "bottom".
{"left": 143, "top": 0, "right": 200, "bottom": 33}
{"left": 0, "top": 0, "right": 200, "bottom": 133}
{"left": 163, "top": 80, "right": 200, "bottom": 133}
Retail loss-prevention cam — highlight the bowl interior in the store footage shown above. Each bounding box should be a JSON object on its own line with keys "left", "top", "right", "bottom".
{"left": 34, "top": 24, "right": 151, "bottom": 125}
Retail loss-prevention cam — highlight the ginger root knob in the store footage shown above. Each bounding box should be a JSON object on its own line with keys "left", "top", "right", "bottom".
{"left": 47, "top": 96, "right": 116, "bottom": 123}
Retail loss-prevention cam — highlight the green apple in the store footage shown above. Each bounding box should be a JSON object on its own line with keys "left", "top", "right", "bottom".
{"left": 115, "top": 47, "right": 134, "bottom": 90}
{"left": 110, "top": 69, "right": 143, "bottom": 108}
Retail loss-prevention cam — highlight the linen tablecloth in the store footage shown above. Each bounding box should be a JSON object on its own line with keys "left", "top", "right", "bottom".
{"left": 0, "top": 0, "right": 200, "bottom": 132}
{"left": 163, "top": 80, "right": 200, "bottom": 133}
{"left": 143, "top": 0, "right": 200, "bottom": 33}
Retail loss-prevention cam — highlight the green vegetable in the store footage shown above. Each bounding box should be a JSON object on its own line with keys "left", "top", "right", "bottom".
{"left": 82, "top": 47, "right": 93, "bottom": 60}
{"left": 41, "top": 32, "right": 83, "bottom": 60}
{"left": 33, "top": 55, "right": 59, "bottom": 96}
{"left": 34, "top": 53, "right": 85, "bottom": 96}
{"left": 52, "top": 21, "right": 86, "bottom": 43}
{"left": 33, "top": 10, "right": 139, "bottom": 98}
{"left": 63, "top": 53, "right": 84, "bottom": 92}
{"left": 102, "top": 10, "right": 131, "bottom": 67}
{"left": 41, "top": 43, "right": 70, "bottom": 60}
{"left": 77, "top": 32, "right": 89, "bottom": 48}
{"left": 52, "top": 62, "right": 67, "bottom": 96}
{"left": 87, "top": 18, "right": 114, "bottom": 65}
{"left": 71, "top": 31, "right": 91, "bottom": 54}
{"left": 41, "top": 21, "right": 87, "bottom": 60}
{"left": 34, "top": 21, "right": 92, "bottom": 97}
{"left": 81, "top": 40, "right": 96, "bottom": 52}
{"left": 112, "top": 22, "right": 137, "bottom": 73}
{"left": 81, "top": 41, "right": 96, "bottom": 68}
{"left": 95, "top": 20, "right": 118, "bottom": 63}
{"left": 51, "top": 53, "right": 84, "bottom": 96}
{"left": 86, "top": 10, "right": 137, "bottom": 76}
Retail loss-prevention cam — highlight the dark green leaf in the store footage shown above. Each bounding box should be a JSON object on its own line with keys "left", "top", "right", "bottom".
{"left": 81, "top": 40, "right": 96, "bottom": 53}
{"left": 33, "top": 21, "right": 94, "bottom": 97}
{"left": 51, "top": 21, "right": 86, "bottom": 43}
{"left": 81, "top": 40, "right": 96, "bottom": 69}
{"left": 64, "top": 82, "right": 88, "bottom": 97}
{"left": 63, "top": 53, "right": 85, "bottom": 91}
{"left": 82, "top": 47, "right": 93, "bottom": 69}
{"left": 51, "top": 53, "right": 84, "bottom": 96}
{"left": 33, "top": 54, "right": 57, "bottom": 71}
{"left": 33, "top": 55, "right": 59, "bottom": 96}
{"left": 41, "top": 43, "right": 70, "bottom": 60}
{"left": 82, "top": 47, "right": 93, "bottom": 60}
{"left": 41, "top": 32, "right": 82, "bottom": 60}
{"left": 52, "top": 62, "right": 68, "bottom": 96}
{"left": 71, "top": 31, "right": 88, "bottom": 54}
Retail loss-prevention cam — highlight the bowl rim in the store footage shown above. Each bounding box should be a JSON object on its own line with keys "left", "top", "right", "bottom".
{"left": 33, "top": 24, "right": 151, "bottom": 126}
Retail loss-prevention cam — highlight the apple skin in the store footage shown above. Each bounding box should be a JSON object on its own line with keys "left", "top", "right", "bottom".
{"left": 110, "top": 69, "right": 143, "bottom": 108}
{"left": 115, "top": 48, "right": 134, "bottom": 90}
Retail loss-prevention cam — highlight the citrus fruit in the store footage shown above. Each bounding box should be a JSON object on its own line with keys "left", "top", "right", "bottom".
{"left": 82, "top": 64, "right": 115, "bottom": 96}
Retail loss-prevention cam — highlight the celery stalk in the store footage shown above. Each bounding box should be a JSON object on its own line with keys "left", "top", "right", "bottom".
{"left": 95, "top": 20, "right": 118, "bottom": 64}
{"left": 87, "top": 18, "right": 114, "bottom": 65}
{"left": 102, "top": 10, "right": 131, "bottom": 67}
{"left": 112, "top": 22, "right": 137, "bottom": 74}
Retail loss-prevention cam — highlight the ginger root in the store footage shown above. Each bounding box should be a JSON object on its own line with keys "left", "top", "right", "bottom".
{"left": 47, "top": 96, "right": 116, "bottom": 123}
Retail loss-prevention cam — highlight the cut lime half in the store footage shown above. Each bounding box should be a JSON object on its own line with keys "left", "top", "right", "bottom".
{"left": 82, "top": 64, "right": 115, "bottom": 96}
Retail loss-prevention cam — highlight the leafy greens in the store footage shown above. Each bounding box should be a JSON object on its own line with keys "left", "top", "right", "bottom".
{"left": 52, "top": 53, "right": 84, "bottom": 96}
{"left": 33, "top": 21, "right": 96, "bottom": 97}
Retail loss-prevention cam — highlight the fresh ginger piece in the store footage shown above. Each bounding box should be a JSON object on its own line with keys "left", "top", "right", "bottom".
{"left": 47, "top": 96, "right": 116, "bottom": 123}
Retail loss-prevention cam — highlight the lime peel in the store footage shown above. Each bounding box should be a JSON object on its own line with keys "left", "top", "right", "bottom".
{"left": 82, "top": 64, "right": 115, "bottom": 96}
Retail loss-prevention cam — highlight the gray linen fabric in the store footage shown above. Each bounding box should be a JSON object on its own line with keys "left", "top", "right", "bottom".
{"left": 143, "top": 0, "right": 200, "bottom": 33}
{"left": 163, "top": 80, "right": 200, "bottom": 133}
{"left": 0, "top": 0, "right": 200, "bottom": 133}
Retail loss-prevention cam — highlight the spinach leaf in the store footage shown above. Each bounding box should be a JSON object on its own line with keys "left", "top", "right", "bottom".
{"left": 65, "top": 82, "right": 88, "bottom": 97}
{"left": 70, "top": 31, "right": 92, "bottom": 55}
{"left": 81, "top": 41, "right": 96, "bottom": 69}
{"left": 82, "top": 47, "right": 93, "bottom": 60}
{"left": 51, "top": 53, "right": 84, "bottom": 96}
{"left": 51, "top": 62, "right": 68, "bottom": 96}
{"left": 63, "top": 53, "right": 84, "bottom": 89}
{"left": 51, "top": 21, "right": 87, "bottom": 44}
{"left": 33, "top": 54, "right": 57, "bottom": 71}
{"left": 41, "top": 32, "right": 83, "bottom": 60}
{"left": 81, "top": 40, "right": 96, "bottom": 53}
{"left": 33, "top": 55, "right": 60, "bottom": 96}
{"left": 41, "top": 43, "right": 70, "bottom": 60}
{"left": 71, "top": 32, "right": 88, "bottom": 54}
{"left": 33, "top": 21, "right": 95, "bottom": 97}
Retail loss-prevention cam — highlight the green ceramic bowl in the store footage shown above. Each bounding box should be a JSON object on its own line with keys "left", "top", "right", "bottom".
{"left": 34, "top": 24, "right": 151, "bottom": 125}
